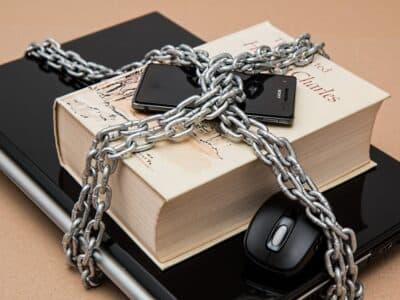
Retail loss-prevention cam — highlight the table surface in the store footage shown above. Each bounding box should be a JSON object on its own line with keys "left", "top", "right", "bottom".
{"left": 1, "top": 1, "right": 399, "bottom": 299}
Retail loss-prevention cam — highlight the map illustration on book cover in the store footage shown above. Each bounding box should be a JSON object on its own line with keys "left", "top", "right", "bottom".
{"left": 64, "top": 68, "right": 229, "bottom": 165}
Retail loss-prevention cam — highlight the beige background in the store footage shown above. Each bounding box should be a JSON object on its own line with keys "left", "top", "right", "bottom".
{"left": 0, "top": 0, "right": 399, "bottom": 299}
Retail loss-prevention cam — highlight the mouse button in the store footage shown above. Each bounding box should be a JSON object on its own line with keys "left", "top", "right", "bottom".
{"left": 270, "top": 225, "right": 288, "bottom": 246}
{"left": 245, "top": 201, "right": 284, "bottom": 263}
{"left": 274, "top": 216, "right": 321, "bottom": 274}
{"left": 282, "top": 204, "right": 302, "bottom": 219}
{"left": 293, "top": 214, "right": 321, "bottom": 249}
{"left": 266, "top": 216, "right": 295, "bottom": 252}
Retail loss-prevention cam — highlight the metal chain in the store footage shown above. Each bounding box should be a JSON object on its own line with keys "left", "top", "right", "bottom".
{"left": 26, "top": 35, "right": 363, "bottom": 299}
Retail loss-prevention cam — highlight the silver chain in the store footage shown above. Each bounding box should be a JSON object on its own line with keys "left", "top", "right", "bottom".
{"left": 26, "top": 35, "right": 363, "bottom": 299}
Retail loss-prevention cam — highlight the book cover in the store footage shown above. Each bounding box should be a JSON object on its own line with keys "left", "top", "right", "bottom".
{"left": 54, "top": 22, "right": 389, "bottom": 268}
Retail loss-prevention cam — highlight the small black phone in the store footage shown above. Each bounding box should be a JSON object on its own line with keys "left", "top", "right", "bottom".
{"left": 132, "top": 63, "right": 297, "bottom": 125}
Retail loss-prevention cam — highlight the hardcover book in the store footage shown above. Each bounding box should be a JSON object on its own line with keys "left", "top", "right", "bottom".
{"left": 54, "top": 22, "right": 389, "bottom": 269}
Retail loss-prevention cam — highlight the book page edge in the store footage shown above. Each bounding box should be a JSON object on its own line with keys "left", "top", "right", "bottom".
{"left": 115, "top": 159, "right": 376, "bottom": 270}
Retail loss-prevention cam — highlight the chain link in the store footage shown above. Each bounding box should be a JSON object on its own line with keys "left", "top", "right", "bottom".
{"left": 26, "top": 34, "right": 363, "bottom": 299}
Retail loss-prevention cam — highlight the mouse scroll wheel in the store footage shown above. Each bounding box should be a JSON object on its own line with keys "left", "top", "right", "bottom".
{"left": 266, "top": 216, "right": 294, "bottom": 252}
{"left": 271, "top": 225, "right": 288, "bottom": 246}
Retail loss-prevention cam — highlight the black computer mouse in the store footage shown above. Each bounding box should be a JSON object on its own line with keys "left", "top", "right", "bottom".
{"left": 244, "top": 192, "right": 323, "bottom": 276}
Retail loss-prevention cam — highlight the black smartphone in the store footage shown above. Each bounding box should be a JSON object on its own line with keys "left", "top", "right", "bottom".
{"left": 132, "top": 63, "right": 297, "bottom": 125}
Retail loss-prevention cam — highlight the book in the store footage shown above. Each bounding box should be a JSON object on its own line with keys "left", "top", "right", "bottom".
{"left": 54, "top": 21, "right": 389, "bottom": 269}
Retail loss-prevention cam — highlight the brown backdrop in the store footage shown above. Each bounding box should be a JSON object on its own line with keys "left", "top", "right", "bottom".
{"left": 0, "top": 0, "right": 399, "bottom": 299}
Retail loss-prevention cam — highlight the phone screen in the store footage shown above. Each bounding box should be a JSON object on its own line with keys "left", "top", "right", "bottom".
{"left": 133, "top": 64, "right": 296, "bottom": 125}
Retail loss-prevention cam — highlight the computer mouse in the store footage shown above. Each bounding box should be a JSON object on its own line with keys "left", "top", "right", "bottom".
{"left": 244, "top": 192, "right": 323, "bottom": 276}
